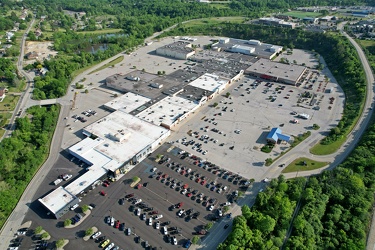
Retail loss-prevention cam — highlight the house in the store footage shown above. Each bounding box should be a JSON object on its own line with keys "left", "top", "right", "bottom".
{"left": 25, "top": 51, "right": 39, "bottom": 60}
{"left": 0, "top": 87, "right": 8, "bottom": 102}
{"left": 266, "top": 127, "right": 290, "bottom": 144}
{"left": 35, "top": 29, "right": 42, "bottom": 37}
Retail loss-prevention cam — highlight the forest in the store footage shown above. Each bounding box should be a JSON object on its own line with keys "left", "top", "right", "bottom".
{"left": 0, "top": 105, "right": 59, "bottom": 227}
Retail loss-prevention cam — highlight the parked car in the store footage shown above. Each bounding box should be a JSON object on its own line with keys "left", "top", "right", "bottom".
{"left": 125, "top": 228, "right": 131, "bottom": 236}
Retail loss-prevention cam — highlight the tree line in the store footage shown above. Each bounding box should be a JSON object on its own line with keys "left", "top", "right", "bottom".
{"left": 0, "top": 105, "right": 59, "bottom": 228}
{"left": 218, "top": 176, "right": 306, "bottom": 249}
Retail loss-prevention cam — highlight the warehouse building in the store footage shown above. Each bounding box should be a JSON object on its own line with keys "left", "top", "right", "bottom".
{"left": 259, "top": 17, "right": 297, "bottom": 29}
{"left": 156, "top": 41, "right": 196, "bottom": 60}
{"left": 212, "top": 38, "right": 283, "bottom": 59}
{"left": 245, "top": 58, "right": 307, "bottom": 85}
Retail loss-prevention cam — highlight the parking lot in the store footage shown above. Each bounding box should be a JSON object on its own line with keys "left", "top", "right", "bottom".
{"left": 76, "top": 142, "right": 244, "bottom": 249}
{"left": 166, "top": 72, "right": 344, "bottom": 181}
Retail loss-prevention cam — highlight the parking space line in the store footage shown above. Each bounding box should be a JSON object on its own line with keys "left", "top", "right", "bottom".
{"left": 143, "top": 187, "right": 174, "bottom": 205}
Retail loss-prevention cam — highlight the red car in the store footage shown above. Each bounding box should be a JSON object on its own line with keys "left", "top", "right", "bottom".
{"left": 102, "top": 182, "right": 109, "bottom": 187}
{"left": 151, "top": 210, "right": 158, "bottom": 215}
{"left": 183, "top": 184, "right": 189, "bottom": 189}
{"left": 187, "top": 193, "right": 192, "bottom": 197}
{"left": 180, "top": 170, "right": 186, "bottom": 175}
{"left": 162, "top": 174, "right": 168, "bottom": 178}
{"left": 156, "top": 176, "right": 162, "bottom": 180}
{"left": 100, "top": 191, "right": 107, "bottom": 196}
{"left": 125, "top": 193, "right": 134, "bottom": 198}
{"left": 176, "top": 202, "right": 183, "bottom": 209}
{"left": 115, "top": 220, "right": 120, "bottom": 228}
{"left": 195, "top": 178, "right": 201, "bottom": 183}
{"left": 200, "top": 180, "right": 207, "bottom": 185}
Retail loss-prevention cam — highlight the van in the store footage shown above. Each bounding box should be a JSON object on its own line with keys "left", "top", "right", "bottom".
{"left": 54, "top": 179, "right": 62, "bottom": 185}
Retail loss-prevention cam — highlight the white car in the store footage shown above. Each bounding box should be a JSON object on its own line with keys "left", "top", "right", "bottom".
{"left": 218, "top": 209, "right": 223, "bottom": 217}
{"left": 134, "top": 199, "right": 142, "bottom": 204}
{"left": 208, "top": 205, "right": 214, "bottom": 211}
{"left": 181, "top": 189, "right": 187, "bottom": 195}
{"left": 151, "top": 167, "right": 157, "bottom": 172}
{"left": 163, "top": 226, "right": 168, "bottom": 235}
{"left": 110, "top": 217, "right": 115, "bottom": 226}
{"left": 221, "top": 201, "right": 231, "bottom": 206}
{"left": 106, "top": 216, "right": 111, "bottom": 224}
{"left": 147, "top": 217, "right": 153, "bottom": 226}
{"left": 178, "top": 209, "right": 185, "bottom": 217}
{"left": 173, "top": 236, "right": 178, "bottom": 245}
{"left": 136, "top": 208, "right": 141, "bottom": 216}
{"left": 155, "top": 214, "right": 163, "bottom": 219}
{"left": 91, "top": 231, "right": 101, "bottom": 239}
{"left": 70, "top": 204, "right": 79, "bottom": 211}
{"left": 155, "top": 221, "right": 160, "bottom": 229}
{"left": 105, "top": 243, "right": 114, "bottom": 250}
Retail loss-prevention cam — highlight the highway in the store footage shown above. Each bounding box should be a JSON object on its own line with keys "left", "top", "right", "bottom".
{"left": 0, "top": 19, "right": 374, "bottom": 250}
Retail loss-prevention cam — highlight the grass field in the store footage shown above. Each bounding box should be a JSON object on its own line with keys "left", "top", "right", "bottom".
{"left": 282, "top": 157, "right": 330, "bottom": 173}
{"left": 283, "top": 11, "right": 322, "bottom": 19}
{"left": 89, "top": 56, "right": 124, "bottom": 75}
{"left": 183, "top": 16, "right": 247, "bottom": 28}
{"left": 357, "top": 39, "right": 375, "bottom": 49}
{"left": 0, "top": 94, "right": 20, "bottom": 111}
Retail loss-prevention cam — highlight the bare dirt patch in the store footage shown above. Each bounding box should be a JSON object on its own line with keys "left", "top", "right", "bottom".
{"left": 24, "top": 41, "right": 58, "bottom": 63}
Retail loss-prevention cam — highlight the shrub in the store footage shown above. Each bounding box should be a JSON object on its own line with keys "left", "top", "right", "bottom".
{"left": 265, "top": 158, "right": 273, "bottom": 166}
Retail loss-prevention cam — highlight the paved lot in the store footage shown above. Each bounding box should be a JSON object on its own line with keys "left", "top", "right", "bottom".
{"left": 19, "top": 143, "right": 242, "bottom": 250}
{"left": 16, "top": 36, "right": 344, "bottom": 250}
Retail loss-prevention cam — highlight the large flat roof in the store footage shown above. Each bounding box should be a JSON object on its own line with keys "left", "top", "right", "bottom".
{"left": 188, "top": 73, "right": 228, "bottom": 92}
{"left": 136, "top": 95, "right": 199, "bottom": 127}
{"left": 38, "top": 187, "right": 77, "bottom": 214}
{"left": 84, "top": 111, "right": 170, "bottom": 163}
{"left": 213, "top": 38, "right": 282, "bottom": 59}
{"left": 104, "top": 92, "right": 151, "bottom": 112}
{"left": 245, "top": 58, "right": 307, "bottom": 83}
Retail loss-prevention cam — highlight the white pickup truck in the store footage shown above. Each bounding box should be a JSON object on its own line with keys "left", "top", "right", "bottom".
{"left": 53, "top": 179, "right": 62, "bottom": 185}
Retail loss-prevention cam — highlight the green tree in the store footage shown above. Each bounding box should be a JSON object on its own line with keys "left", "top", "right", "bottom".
{"left": 205, "top": 222, "right": 213, "bottom": 230}
{"left": 213, "top": 102, "right": 218, "bottom": 107}
{"left": 85, "top": 228, "right": 94, "bottom": 236}
{"left": 35, "top": 226, "right": 43, "bottom": 234}
{"left": 41, "top": 232, "right": 50, "bottom": 239}
{"left": 82, "top": 204, "right": 89, "bottom": 213}
{"left": 265, "top": 158, "right": 273, "bottom": 166}
{"left": 223, "top": 206, "right": 230, "bottom": 213}
{"left": 225, "top": 92, "right": 230, "bottom": 98}
{"left": 56, "top": 239, "right": 65, "bottom": 248}
{"left": 64, "top": 219, "right": 71, "bottom": 227}
{"left": 191, "top": 236, "right": 200, "bottom": 244}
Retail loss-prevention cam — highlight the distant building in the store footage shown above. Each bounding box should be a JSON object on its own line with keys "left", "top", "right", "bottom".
{"left": 266, "top": 128, "right": 290, "bottom": 144}
{"left": 302, "top": 17, "right": 318, "bottom": 24}
{"left": 25, "top": 51, "right": 38, "bottom": 60}
{"left": 245, "top": 58, "right": 307, "bottom": 85}
{"left": 0, "top": 87, "right": 7, "bottom": 102}
{"left": 156, "top": 41, "right": 195, "bottom": 60}
{"left": 259, "top": 17, "right": 296, "bottom": 29}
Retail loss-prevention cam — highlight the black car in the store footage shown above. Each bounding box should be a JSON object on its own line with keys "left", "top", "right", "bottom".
{"left": 119, "top": 198, "right": 124, "bottom": 205}
{"left": 224, "top": 224, "right": 229, "bottom": 229}
{"left": 135, "top": 236, "right": 141, "bottom": 244}
{"left": 162, "top": 221, "right": 171, "bottom": 226}
{"left": 119, "top": 223, "right": 125, "bottom": 231}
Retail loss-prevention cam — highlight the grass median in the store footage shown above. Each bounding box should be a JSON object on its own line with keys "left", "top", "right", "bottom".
{"left": 282, "top": 157, "right": 330, "bottom": 173}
